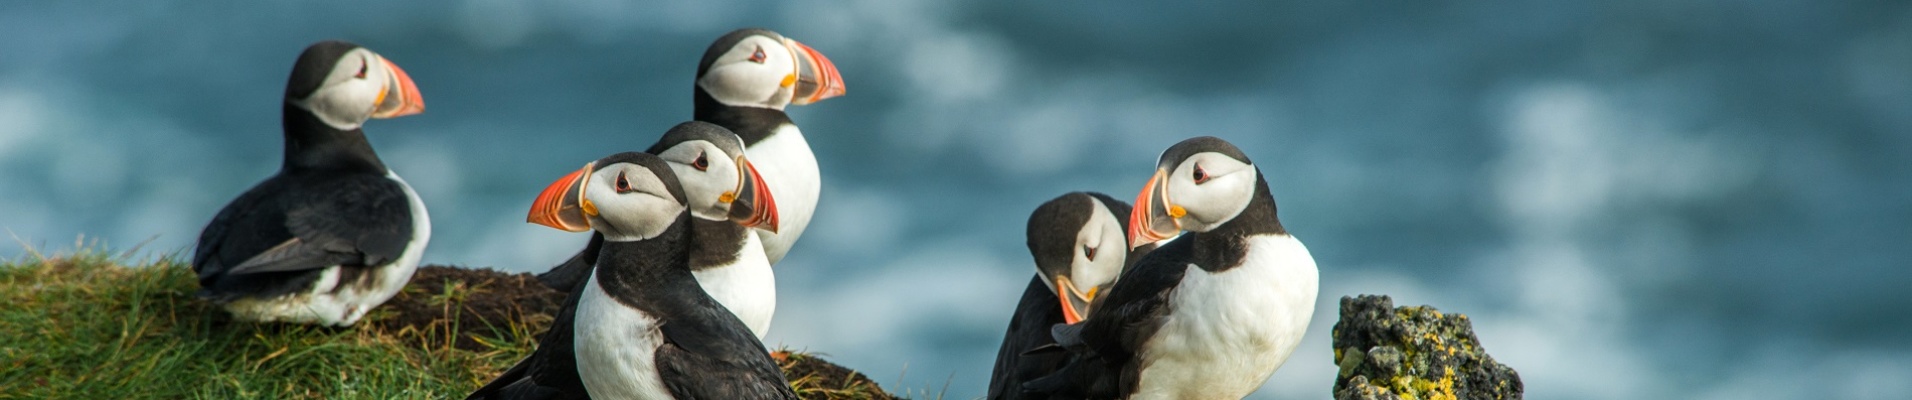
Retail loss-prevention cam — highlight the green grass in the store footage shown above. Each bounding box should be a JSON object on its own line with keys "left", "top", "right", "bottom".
{"left": 0, "top": 251, "right": 526, "bottom": 399}
{"left": 0, "top": 246, "right": 901, "bottom": 399}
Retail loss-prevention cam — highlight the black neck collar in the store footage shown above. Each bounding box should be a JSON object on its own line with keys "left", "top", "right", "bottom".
{"left": 281, "top": 103, "right": 387, "bottom": 174}
{"left": 688, "top": 218, "right": 748, "bottom": 271}
{"left": 1186, "top": 171, "right": 1285, "bottom": 272}
{"left": 693, "top": 88, "right": 793, "bottom": 146}
{"left": 595, "top": 213, "right": 700, "bottom": 310}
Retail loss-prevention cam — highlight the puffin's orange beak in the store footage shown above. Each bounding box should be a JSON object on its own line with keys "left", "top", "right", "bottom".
{"left": 785, "top": 38, "right": 845, "bottom": 106}
{"left": 528, "top": 163, "right": 594, "bottom": 232}
{"left": 1128, "top": 168, "right": 1181, "bottom": 248}
{"left": 370, "top": 57, "right": 425, "bottom": 118}
{"left": 726, "top": 156, "right": 780, "bottom": 232}
{"left": 1054, "top": 275, "right": 1098, "bottom": 324}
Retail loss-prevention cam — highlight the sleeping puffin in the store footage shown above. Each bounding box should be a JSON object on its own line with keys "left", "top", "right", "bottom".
{"left": 1025, "top": 136, "right": 1319, "bottom": 399}
{"left": 537, "top": 28, "right": 845, "bottom": 295}
{"left": 987, "top": 192, "right": 1158, "bottom": 400}
{"left": 468, "top": 152, "right": 791, "bottom": 399}
{"left": 191, "top": 40, "right": 427, "bottom": 327}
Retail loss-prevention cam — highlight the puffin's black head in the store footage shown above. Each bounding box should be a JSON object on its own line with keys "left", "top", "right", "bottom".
{"left": 528, "top": 152, "right": 689, "bottom": 241}
{"left": 646, "top": 121, "right": 779, "bottom": 231}
{"left": 695, "top": 28, "right": 845, "bottom": 109}
{"left": 1130, "top": 136, "right": 1264, "bottom": 245}
{"left": 284, "top": 40, "right": 425, "bottom": 130}
{"left": 1026, "top": 192, "right": 1132, "bottom": 324}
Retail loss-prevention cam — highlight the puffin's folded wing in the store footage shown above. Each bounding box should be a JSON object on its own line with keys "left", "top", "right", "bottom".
{"left": 224, "top": 238, "right": 362, "bottom": 275}
{"left": 656, "top": 311, "right": 798, "bottom": 400}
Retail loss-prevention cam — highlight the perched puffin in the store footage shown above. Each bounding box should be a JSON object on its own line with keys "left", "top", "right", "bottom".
{"left": 987, "top": 192, "right": 1158, "bottom": 400}
{"left": 537, "top": 28, "right": 845, "bottom": 293}
{"left": 191, "top": 40, "right": 427, "bottom": 327}
{"left": 469, "top": 149, "right": 784, "bottom": 399}
{"left": 1025, "top": 137, "right": 1319, "bottom": 399}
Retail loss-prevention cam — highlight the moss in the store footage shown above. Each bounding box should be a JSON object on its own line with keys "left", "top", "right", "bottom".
{"left": 1331, "top": 295, "right": 1522, "bottom": 400}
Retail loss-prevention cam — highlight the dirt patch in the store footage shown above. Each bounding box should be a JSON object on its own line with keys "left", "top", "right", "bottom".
{"left": 370, "top": 265, "right": 566, "bottom": 351}
{"left": 779, "top": 351, "right": 898, "bottom": 400}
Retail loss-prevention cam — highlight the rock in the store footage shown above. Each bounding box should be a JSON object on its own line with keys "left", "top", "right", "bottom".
{"left": 1332, "top": 295, "right": 1523, "bottom": 400}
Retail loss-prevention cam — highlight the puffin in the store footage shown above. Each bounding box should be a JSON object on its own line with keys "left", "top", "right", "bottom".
{"left": 1024, "top": 136, "right": 1319, "bottom": 399}
{"left": 191, "top": 40, "right": 428, "bottom": 327}
{"left": 537, "top": 28, "right": 845, "bottom": 294}
{"left": 468, "top": 147, "right": 783, "bottom": 399}
{"left": 987, "top": 192, "right": 1158, "bottom": 400}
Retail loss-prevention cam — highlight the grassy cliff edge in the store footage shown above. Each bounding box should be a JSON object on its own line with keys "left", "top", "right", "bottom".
{"left": 0, "top": 252, "right": 896, "bottom": 399}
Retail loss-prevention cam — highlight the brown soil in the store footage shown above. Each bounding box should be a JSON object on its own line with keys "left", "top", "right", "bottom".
{"left": 370, "top": 265, "right": 566, "bottom": 351}
{"left": 778, "top": 351, "right": 899, "bottom": 400}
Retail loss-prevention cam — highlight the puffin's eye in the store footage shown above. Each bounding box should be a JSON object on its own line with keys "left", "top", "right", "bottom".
{"left": 691, "top": 153, "right": 710, "bottom": 171}
{"left": 1191, "top": 166, "right": 1209, "bottom": 183}
{"left": 748, "top": 46, "right": 767, "bottom": 64}
{"left": 355, "top": 59, "right": 369, "bottom": 79}
{"left": 614, "top": 172, "right": 634, "bottom": 193}
{"left": 1083, "top": 245, "right": 1098, "bottom": 261}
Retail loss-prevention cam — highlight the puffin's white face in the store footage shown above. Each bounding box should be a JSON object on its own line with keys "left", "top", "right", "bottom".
{"left": 579, "top": 163, "right": 685, "bottom": 242}
{"left": 1045, "top": 196, "right": 1130, "bottom": 324}
{"left": 698, "top": 35, "right": 801, "bottom": 109}
{"left": 656, "top": 140, "right": 745, "bottom": 221}
{"left": 1068, "top": 197, "right": 1127, "bottom": 299}
{"left": 1132, "top": 151, "right": 1258, "bottom": 245}
{"left": 292, "top": 48, "right": 424, "bottom": 130}
{"left": 1162, "top": 152, "right": 1257, "bottom": 232}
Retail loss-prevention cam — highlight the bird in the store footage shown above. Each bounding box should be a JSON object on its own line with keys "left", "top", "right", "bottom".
{"left": 541, "top": 121, "right": 782, "bottom": 337}
{"left": 468, "top": 147, "right": 785, "bottom": 399}
{"left": 537, "top": 28, "right": 846, "bottom": 295}
{"left": 1024, "top": 136, "right": 1319, "bottom": 400}
{"left": 190, "top": 40, "right": 428, "bottom": 327}
{"left": 987, "top": 192, "right": 1159, "bottom": 400}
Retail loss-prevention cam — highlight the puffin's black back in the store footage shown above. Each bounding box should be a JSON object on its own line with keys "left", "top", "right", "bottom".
{"left": 192, "top": 39, "right": 413, "bottom": 304}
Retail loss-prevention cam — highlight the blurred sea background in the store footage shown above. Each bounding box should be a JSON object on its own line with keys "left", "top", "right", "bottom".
{"left": 4, "top": 1, "right": 1910, "bottom": 399}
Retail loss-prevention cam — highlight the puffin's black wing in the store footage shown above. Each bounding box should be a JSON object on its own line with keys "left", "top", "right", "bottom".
{"left": 1025, "top": 237, "right": 1195, "bottom": 398}
{"left": 654, "top": 306, "right": 798, "bottom": 400}
{"left": 535, "top": 233, "right": 602, "bottom": 292}
{"left": 987, "top": 276, "right": 1070, "bottom": 400}
{"left": 193, "top": 173, "right": 414, "bottom": 297}
{"left": 467, "top": 277, "right": 590, "bottom": 400}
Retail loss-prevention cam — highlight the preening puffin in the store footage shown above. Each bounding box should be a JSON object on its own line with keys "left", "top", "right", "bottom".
{"left": 469, "top": 143, "right": 783, "bottom": 399}
{"left": 1025, "top": 136, "right": 1319, "bottom": 400}
{"left": 987, "top": 192, "right": 1158, "bottom": 400}
{"left": 191, "top": 40, "right": 428, "bottom": 327}
{"left": 538, "top": 28, "right": 845, "bottom": 294}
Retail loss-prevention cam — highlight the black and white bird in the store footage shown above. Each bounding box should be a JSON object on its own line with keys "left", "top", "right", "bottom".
{"left": 537, "top": 28, "right": 846, "bottom": 296}
{"left": 987, "top": 192, "right": 1158, "bottom": 400}
{"left": 191, "top": 40, "right": 428, "bottom": 327}
{"left": 1025, "top": 136, "right": 1319, "bottom": 399}
{"left": 468, "top": 149, "right": 785, "bottom": 399}
{"left": 537, "top": 121, "right": 782, "bottom": 337}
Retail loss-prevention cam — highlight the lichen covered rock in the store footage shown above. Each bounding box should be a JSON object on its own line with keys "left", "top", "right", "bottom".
{"left": 1332, "top": 295, "right": 1522, "bottom": 400}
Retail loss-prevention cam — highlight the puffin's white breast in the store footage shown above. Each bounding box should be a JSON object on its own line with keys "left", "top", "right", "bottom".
{"left": 575, "top": 274, "right": 675, "bottom": 399}
{"left": 692, "top": 230, "right": 777, "bottom": 338}
{"left": 1130, "top": 234, "right": 1318, "bottom": 400}
{"left": 745, "top": 124, "right": 819, "bottom": 265}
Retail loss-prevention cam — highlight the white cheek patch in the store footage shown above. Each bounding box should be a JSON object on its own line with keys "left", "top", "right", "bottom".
{"left": 1171, "top": 155, "right": 1258, "bottom": 232}
{"left": 1072, "top": 198, "right": 1126, "bottom": 289}
{"left": 294, "top": 53, "right": 383, "bottom": 131}
{"left": 699, "top": 63, "right": 786, "bottom": 109}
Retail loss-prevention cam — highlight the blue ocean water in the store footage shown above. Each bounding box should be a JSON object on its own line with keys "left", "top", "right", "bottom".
{"left": 2, "top": 1, "right": 1908, "bottom": 399}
